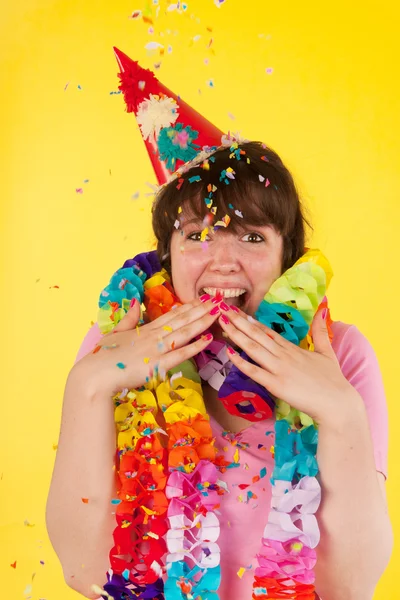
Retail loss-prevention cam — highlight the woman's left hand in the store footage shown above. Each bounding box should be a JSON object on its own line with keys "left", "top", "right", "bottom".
{"left": 218, "top": 306, "right": 360, "bottom": 423}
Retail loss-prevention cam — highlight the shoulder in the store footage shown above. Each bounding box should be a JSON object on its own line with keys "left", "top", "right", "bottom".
{"left": 330, "top": 320, "right": 380, "bottom": 368}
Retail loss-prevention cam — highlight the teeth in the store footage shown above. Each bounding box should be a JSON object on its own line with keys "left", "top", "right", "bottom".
{"left": 202, "top": 287, "right": 247, "bottom": 298}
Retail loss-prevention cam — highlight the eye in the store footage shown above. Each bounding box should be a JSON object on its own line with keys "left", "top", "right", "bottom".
{"left": 241, "top": 232, "right": 264, "bottom": 243}
{"left": 187, "top": 231, "right": 209, "bottom": 241}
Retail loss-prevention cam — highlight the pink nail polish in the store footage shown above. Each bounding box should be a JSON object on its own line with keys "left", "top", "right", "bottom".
{"left": 130, "top": 298, "right": 137, "bottom": 308}
{"left": 202, "top": 333, "right": 213, "bottom": 341}
{"left": 227, "top": 346, "right": 236, "bottom": 355}
{"left": 209, "top": 305, "right": 220, "bottom": 315}
{"left": 200, "top": 293, "right": 211, "bottom": 303}
{"left": 211, "top": 295, "right": 223, "bottom": 304}
{"left": 220, "top": 301, "right": 230, "bottom": 312}
{"left": 220, "top": 314, "right": 230, "bottom": 325}
{"left": 230, "top": 305, "right": 239, "bottom": 314}
{"left": 322, "top": 308, "right": 327, "bottom": 320}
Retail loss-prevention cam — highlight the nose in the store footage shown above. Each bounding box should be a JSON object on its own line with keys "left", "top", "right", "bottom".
{"left": 208, "top": 235, "right": 242, "bottom": 273}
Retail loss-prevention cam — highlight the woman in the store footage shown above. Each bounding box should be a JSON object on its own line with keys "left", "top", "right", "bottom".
{"left": 46, "top": 141, "right": 392, "bottom": 600}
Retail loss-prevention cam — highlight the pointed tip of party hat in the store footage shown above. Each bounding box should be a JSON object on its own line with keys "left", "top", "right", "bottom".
{"left": 112, "top": 47, "right": 229, "bottom": 185}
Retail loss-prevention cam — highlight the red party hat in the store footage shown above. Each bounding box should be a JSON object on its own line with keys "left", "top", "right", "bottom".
{"left": 113, "top": 47, "right": 227, "bottom": 185}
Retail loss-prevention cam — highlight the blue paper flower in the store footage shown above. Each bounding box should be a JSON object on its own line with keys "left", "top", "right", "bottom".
{"left": 157, "top": 123, "right": 200, "bottom": 170}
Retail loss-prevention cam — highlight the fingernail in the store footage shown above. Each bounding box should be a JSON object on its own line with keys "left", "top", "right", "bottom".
{"left": 202, "top": 333, "right": 213, "bottom": 341}
{"left": 322, "top": 308, "right": 327, "bottom": 320}
{"left": 209, "top": 305, "right": 220, "bottom": 315}
{"left": 220, "top": 301, "right": 230, "bottom": 312}
{"left": 230, "top": 305, "right": 239, "bottom": 314}
{"left": 220, "top": 314, "right": 230, "bottom": 325}
{"left": 211, "top": 294, "right": 223, "bottom": 304}
{"left": 200, "top": 293, "right": 211, "bottom": 303}
{"left": 130, "top": 298, "right": 137, "bottom": 308}
{"left": 227, "top": 346, "right": 236, "bottom": 355}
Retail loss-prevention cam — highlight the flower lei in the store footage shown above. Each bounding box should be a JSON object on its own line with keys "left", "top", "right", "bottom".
{"left": 94, "top": 247, "right": 333, "bottom": 600}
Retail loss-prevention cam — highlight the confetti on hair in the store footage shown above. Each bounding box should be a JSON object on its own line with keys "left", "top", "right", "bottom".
{"left": 174, "top": 219, "right": 180, "bottom": 229}
{"left": 258, "top": 174, "right": 265, "bottom": 183}
{"left": 189, "top": 175, "right": 202, "bottom": 183}
{"left": 116, "top": 362, "right": 126, "bottom": 369}
{"left": 261, "top": 155, "right": 269, "bottom": 162}
{"left": 265, "top": 178, "right": 271, "bottom": 187}
{"left": 176, "top": 178, "right": 184, "bottom": 190}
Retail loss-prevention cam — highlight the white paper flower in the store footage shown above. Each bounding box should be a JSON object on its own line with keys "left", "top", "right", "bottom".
{"left": 136, "top": 94, "right": 179, "bottom": 141}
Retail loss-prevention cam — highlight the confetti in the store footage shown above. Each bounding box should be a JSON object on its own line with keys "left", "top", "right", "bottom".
{"left": 83, "top": 179, "right": 90, "bottom": 183}
{"left": 228, "top": 112, "right": 235, "bottom": 120}
{"left": 116, "top": 362, "right": 126, "bottom": 369}
{"left": 189, "top": 175, "right": 202, "bottom": 183}
{"left": 234, "top": 209, "right": 243, "bottom": 218}
{"left": 52, "top": 444, "right": 58, "bottom": 450}
{"left": 131, "top": 191, "right": 140, "bottom": 200}
{"left": 111, "top": 499, "right": 122, "bottom": 505}
{"left": 129, "top": 10, "right": 142, "bottom": 19}
{"left": 24, "top": 520, "right": 35, "bottom": 527}
{"left": 81, "top": 498, "right": 89, "bottom": 503}
{"left": 214, "top": 0, "right": 227, "bottom": 6}
{"left": 77, "top": 85, "right": 82, "bottom": 90}
{"left": 144, "top": 357, "right": 150, "bottom": 364}
{"left": 206, "top": 79, "right": 215, "bottom": 88}
{"left": 233, "top": 448, "right": 240, "bottom": 463}
{"left": 265, "top": 67, "right": 274, "bottom": 74}
{"left": 64, "top": 82, "right": 70, "bottom": 91}
{"left": 145, "top": 41, "right": 164, "bottom": 51}
{"left": 76, "top": 188, "right": 83, "bottom": 194}
{"left": 237, "top": 567, "right": 246, "bottom": 578}
{"left": 265, "top": 178, "right": 271, "bottom": 187}
{"left": 162, "top": 325, "right": 173, "bottom": 332}
{"left": 10, "top": 561, "right": 16, "bottom": 568}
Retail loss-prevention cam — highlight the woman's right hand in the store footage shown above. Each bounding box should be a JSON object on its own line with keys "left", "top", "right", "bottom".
{"left": 69, "top": 295, "right": 222, "bottom": 398}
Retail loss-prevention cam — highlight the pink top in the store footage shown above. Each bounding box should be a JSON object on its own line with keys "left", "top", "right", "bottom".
{"left": 74, "top": 320, "right": 389, "bottom": 598}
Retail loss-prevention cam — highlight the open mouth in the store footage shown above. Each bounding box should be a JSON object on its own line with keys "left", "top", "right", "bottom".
{"left": 199, "top": 288, "right": 248, "bottom": 309}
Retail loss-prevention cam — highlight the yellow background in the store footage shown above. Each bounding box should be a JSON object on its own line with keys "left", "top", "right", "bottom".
{"left": 1, "top": 0, "right": 399, "bottom": 598}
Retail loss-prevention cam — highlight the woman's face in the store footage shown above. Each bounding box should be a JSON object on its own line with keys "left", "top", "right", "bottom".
{"left": 169, "top": 207, "right": 284, "bottom": 337}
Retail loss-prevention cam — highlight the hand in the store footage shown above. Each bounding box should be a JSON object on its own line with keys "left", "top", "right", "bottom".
{"left": 71, "top": 296, "right": 222, "bottom": 398}
{"left": 217, "top": 306, "right": 358, "bottom": 423}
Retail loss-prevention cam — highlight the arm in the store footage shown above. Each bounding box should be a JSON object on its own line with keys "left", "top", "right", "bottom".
{"left": 46, "top": 364, "right": 116, "bottom": 599}
{"left": 314, "top": 391, "right": 393, "bottom": 600}
{"left": 314, "top": 325, "right": 393, "bottom": 599}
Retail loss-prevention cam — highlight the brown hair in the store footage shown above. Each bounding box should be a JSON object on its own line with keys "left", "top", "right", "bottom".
{"left": 151, "top": 141, "right": 313, "bottom": 276}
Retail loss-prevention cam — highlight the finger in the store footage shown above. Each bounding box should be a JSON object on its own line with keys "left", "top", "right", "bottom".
{"left": 218, "top": 314, "right": 280, "bottom": 373}
{"left": 158, "top": 332, "right": 216, "bottom": 376}
{"left": 142, "top": 295, "right": 210, "bottom": 331}
{"left": 154, "top": 297, "right": 220, "bottom": 339}
{"left": 159, "top": 302, "right": 222, "bottom": 351}
{"left": 224, "top": 345, "right": 275, "bottom": 390}
{"left": 101, "top": 298, "right": 141, "bottom": 338}
{"left": 228, "top": 306, "right": 291, "bottom": 350}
